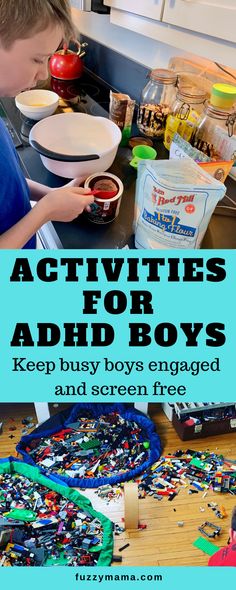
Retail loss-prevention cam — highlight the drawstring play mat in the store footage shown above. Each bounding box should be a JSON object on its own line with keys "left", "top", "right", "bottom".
{"left": 17, "top": 403, "right": 162, "bottom": 488}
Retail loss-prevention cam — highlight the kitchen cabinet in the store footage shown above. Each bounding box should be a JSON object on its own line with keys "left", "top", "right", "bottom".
{"left": 106, "top": 1, "right": 235, "bottom": 68}
{"left": 104, "top": 0, "right": 165, "bottom": 21}
{"left": 162, "top": 0, "right": 236, "bottom": 44}
{"left": 106, "top": 0, "right": 235, "bottom": 43}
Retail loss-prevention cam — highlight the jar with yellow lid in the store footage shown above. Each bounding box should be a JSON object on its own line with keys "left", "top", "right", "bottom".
{"left": 164, "top": 86, "right": 207, "bottom": 149}
{"left": 211, "top": 83, "right": 236, "bottom": 110}
{"left": 137, "top": 69, "right": 177, "bottom": 138}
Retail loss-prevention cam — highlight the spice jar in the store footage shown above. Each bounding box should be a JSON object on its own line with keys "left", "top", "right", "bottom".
{"left": 191, "top": 103, "right": 236, "bottom": 160}
{"left": 164, "top": 86, "right": 207, "bottom": 149}
{"left": 137, "top": 69, "right": 177, "bottom": 138}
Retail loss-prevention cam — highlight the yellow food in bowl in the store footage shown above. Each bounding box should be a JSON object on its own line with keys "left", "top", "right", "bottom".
{"left": 29, "top": 103, "right": 49, "bottom": 107}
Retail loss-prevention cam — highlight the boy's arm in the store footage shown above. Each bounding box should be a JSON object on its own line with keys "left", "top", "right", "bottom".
{"left": 26, "top": 179, "right": 53, "bottom": 201}
{"left": 0, "top": 186, "right": 94, "bottom": 249}
{"left": 0, "top": 201, "right": 50, "bottom": 248}
{"left": 26, "top": 178, "right": 86, "bottom": 201}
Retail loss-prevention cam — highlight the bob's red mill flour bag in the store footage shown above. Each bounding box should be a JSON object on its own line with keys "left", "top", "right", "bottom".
{"left": 134, "top": 159, "right": 226, "bottom": 249}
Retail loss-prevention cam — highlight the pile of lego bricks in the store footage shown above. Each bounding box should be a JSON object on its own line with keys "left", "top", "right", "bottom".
{"left": 17, "top": 404, "right": 162, "bottom": 488}
{"left": 138, "top": 449, "right": 236, "bottom": 500}
{"left": 0, "top": 458, "right": 113, "bottom": 567}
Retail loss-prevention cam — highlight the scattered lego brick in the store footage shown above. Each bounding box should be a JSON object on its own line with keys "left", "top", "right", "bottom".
{"left": 193, "top": 536, "right": 220, "bottom": 556}
{"left": 207, "top": 502, "right": 227, "bottom": 518}
{"left": 138, "top": 449, "right": 236, "bottom": 499}
{"left": 119, "top": 543, "right": 130, "bottom": 552}
{"left": 21, "top": 411, "right": 151, "bottom": 483}
{"left": 198, "top": 521, "right": 221, "bottom": 538}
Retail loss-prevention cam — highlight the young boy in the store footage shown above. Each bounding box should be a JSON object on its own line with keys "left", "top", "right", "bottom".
{"left": 0, "top": 0, "right": 94, "bottom": 249}
{"left": 208, "top": 506, "right": 236, "bottom": 566}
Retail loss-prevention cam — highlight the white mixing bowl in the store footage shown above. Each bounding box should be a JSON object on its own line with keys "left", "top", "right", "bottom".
{"left": 15, "top": 89, "right": 59, "bottom": 120}
{"left": 29, "top": 112, "right": 122, "bottom": 178}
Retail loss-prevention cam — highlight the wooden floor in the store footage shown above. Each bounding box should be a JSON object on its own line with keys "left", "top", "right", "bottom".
{"left": 0, "top": 402, "right": 235, "bottom": 566}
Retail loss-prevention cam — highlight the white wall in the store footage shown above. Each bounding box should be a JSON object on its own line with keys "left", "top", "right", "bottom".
{"left": 71, "top": 9, "right": 187, "bottom": 69}
{"left": 71, "top": 8, "right": 236, "bottom": 73}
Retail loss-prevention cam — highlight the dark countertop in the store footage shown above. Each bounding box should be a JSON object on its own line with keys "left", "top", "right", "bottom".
{"left": 15, "top": 146, "right": 236, "bottom": 250}
{"left": 201, "top": 210, "right": 236, "bottom": 248}
{"left": 53, "top": 144, "right": 236, "bottom": 250}
{"left": 1, "top": 87, "right": 236, "bottom": 249}
{"left": 201, "top": 175, "right": 236, "bottom": 249}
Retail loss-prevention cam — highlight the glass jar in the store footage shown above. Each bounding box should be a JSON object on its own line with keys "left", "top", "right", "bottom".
{"left": 172, "top": 86, "right": 206, "bottom": 120}
{"left": 137, "top": 69, "right": 177, "bottom": 138}
{"left": 191, "top": 103, "right": 236, "bottom": 160}
{"left": 164, "top": 86, "right": 207, "bottom": 149}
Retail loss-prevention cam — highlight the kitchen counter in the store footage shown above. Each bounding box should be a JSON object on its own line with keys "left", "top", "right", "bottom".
{"left": 1, "top": 78, "right": 236, "bottom": 249}
{"left": 32, "top": 143, "right": 236, "bottom": 250}
{"left": 202, "top": 212, "right": 236, "bottom": 249}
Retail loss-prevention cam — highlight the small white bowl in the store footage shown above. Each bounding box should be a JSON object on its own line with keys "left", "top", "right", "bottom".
{"left": 15, "top": 89, "right": 59, "bottom": 120}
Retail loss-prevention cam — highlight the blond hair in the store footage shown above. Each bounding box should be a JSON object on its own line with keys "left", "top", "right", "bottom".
{"left": 0, "top": 0, "right": 75, "bottom": 48}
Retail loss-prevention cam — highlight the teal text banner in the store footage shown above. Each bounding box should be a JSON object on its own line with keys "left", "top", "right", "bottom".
{"left": 0, "top": 249, "right": 235, "bottom": 402}
{"left": 0, "top": 565, "right": 235, "bottom": 590}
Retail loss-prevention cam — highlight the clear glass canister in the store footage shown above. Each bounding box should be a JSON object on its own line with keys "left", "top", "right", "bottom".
{"left": 137, "top": 69, "right": 178, "bottom": 138}
{"left": 164, "top": 86, "right": 207, "bottom": 149}
{"left": 172, "top": 86, "right": 206, "bottom": 121}
{"left": 191, "top": 103, "right": 236, "bottom": 160}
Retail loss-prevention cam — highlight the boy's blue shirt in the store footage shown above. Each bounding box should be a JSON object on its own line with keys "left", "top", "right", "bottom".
{"left": 0, "top": 117, "right": 36, "bottom": 249}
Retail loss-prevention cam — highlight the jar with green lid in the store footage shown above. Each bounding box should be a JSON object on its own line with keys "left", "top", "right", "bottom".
{"left": 191, "top": 102, "right": 236, "bottom": 160}
{"left": 137, "top": 69, "right": 178, "bottom": 138}
{"left": 164, "top": 86, "right": 207, "bottom": 149}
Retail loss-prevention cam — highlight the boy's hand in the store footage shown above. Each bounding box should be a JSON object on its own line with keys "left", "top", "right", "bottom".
{"left": 41, "top": 186, "right": 94, "bottom": 222}
{"left": 0, "top": 186, "right": 94, "bottom": 250}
